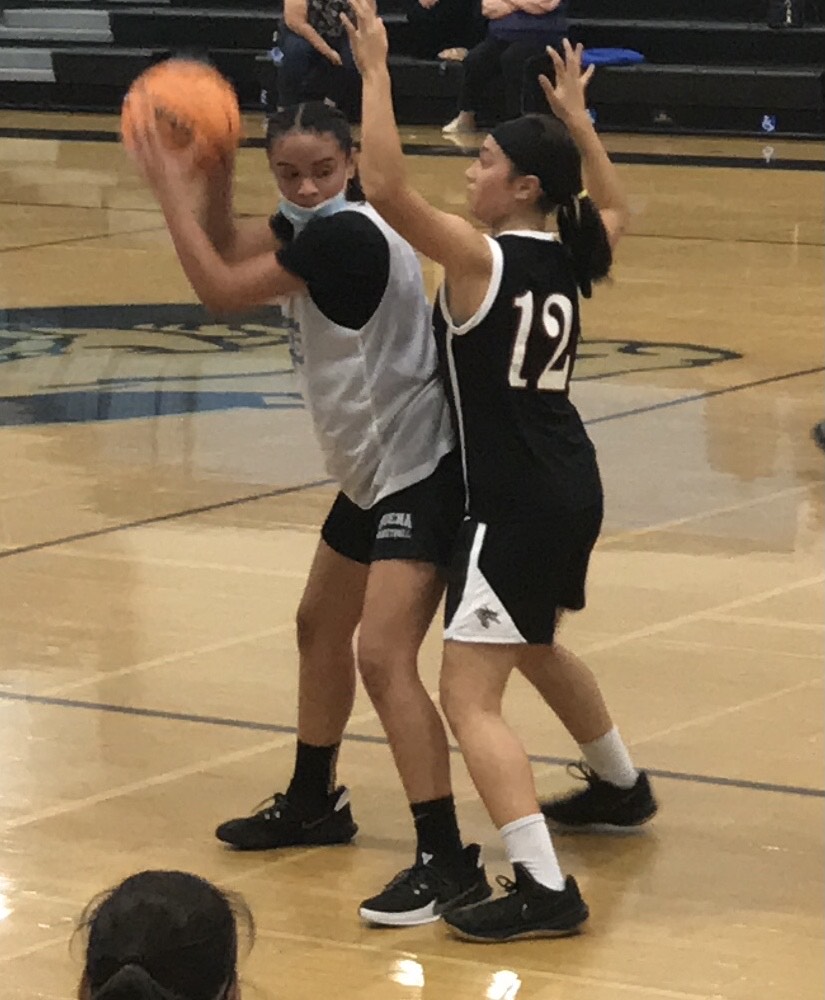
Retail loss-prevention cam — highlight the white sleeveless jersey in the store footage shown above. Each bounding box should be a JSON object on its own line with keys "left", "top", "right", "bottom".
{"left": 280, "top": 203, "right": 454, "bottom": 509}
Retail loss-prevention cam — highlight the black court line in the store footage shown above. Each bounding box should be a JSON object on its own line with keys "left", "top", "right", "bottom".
{"left": 0, "top": 477, "right": 335, "bottom": 561}
{"left": 0, "top": 364, "right": 820, "bottom": 563}
{"left": 1, "top": 125, "right": 823, "bottom": 173}
{"left": 0, "top": 224, "right": 167, "bottom": 256}
{"left": 0, "top": 690, "right": 820, "bottom": 801}
{"left": 0, "top": 197, "right": 162, "bottom": 216}
{"left": 400, "top": 144, "right": 825, "bottom": 173}
{"left": 587, "top": 364, "right": 824, "bottom": 426}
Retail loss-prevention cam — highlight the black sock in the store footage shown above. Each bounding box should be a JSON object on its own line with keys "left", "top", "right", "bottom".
{"left": 411, "top": 795, "right": 464, "bottom": 863}
{"left": 286, "top": 741, "right": 339, "bottom": 816}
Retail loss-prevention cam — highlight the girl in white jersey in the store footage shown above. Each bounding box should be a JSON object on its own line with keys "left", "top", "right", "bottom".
{"left": 129, "top": 101, "right": 492, "bottom": 925}
{"left": 345, "top": 3, "right": 658, "bottom": 942}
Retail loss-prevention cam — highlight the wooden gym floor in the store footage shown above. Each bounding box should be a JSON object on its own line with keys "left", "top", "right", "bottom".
{"left": 0, "top": 110, "right": 822, "bottom": 1000}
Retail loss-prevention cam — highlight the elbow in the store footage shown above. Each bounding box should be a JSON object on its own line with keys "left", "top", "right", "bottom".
{"left": 198, "top": 282, "right": 242, "bottom": 317}
{"left": 360, "top": 171, "right": 405, "bottom": 206}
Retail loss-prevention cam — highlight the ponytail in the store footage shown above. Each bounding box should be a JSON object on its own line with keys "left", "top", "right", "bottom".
{"left": 91, "top": 965, "right": 174, "bottom": 1000}
{"left": 555, "top": 193, "right": 612, "bottom": 299}
{"left": 491, "top": 114, "right": 615, "bottom": 298}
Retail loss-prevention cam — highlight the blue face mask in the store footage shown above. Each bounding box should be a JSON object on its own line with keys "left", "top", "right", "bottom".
{"left": 277, "top": 192, "right": 350, "bottom": 235}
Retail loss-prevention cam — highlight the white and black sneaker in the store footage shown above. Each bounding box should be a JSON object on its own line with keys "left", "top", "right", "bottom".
{"left": 359, "top": 844, "right": 492, "bottom": 927}
{"left": 443, "top": 866, "right": 589, "bottom": 943}
{"left": 215, "top": 786, "right": 357, "bottom": 850}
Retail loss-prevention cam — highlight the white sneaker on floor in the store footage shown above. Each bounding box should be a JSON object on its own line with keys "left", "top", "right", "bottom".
{"left": 442, "top": 115, "right": 475, "bottom": 135}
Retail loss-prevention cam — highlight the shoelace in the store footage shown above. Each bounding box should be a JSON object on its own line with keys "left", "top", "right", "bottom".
{"left": 495, "top": 874, "right": 518, "bottom": 894}
{"left": 251, "top": 793, "right": 288, "bottom": 820}
{"left": 381, "top": 861, "right": 452, "bottom": 893}
{"left": 565, "top": 760, "right": 598, "bottom": 784}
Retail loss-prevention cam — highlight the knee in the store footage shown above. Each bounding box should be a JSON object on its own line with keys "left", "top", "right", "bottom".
{"left": 295, "top": 598, "right": 321, "bottom": 653}
{"left": 439, "top": 670, "right": 470, "bottom": 736}
{"left": 296, "top": 597, "right": 354, "bottom": 654}
{"left": 463, "top": 42, "right": 493, "bottom": 76}
{"left": 357, "top": 637, "right": 413, "bottom": 706}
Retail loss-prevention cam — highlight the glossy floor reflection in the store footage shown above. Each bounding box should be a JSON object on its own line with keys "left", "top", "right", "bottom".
{"left": 0, "top": 113, "right": 823, "bottom": 1000}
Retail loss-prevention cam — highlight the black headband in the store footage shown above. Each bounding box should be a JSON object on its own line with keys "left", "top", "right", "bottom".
{"left": 491, "top": 115, "right": 582, "bottom": 207}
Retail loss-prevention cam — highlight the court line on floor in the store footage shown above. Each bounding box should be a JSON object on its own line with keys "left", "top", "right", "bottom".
{"left": 587, "top": 364, "right": 824, "bottom": 425}
{"left": 1, "top": 699, "right": 392, "bottom": 832}
{"left": 0, "top": 363, "right": 819, "bottom": 564}
{"left": 0, "top": 933, "right": 78, "bottom": 966}
{"left": 41, "top": 623, "right": 295, "bottom": 699}
{"left": 0, "top": 477, "right": 335, "bottom": 561}
{"left": 599, "top": 484, "right": 809, "bottom": 546}
{"left": 643, "top": 635, "right": 821, "bottom": 663}
{"left": 0, "top": 686, "right": 820, "bottom": 803}
{"left": 2, "top": 125, "right": 823, "bottom": 174}
{"left": 2, "top": 195, "right": 821, "bottom": 248}
{"left": 256, "top": 927, "right": 709, "bottom": 1000}
{"left": 629, "top": 675, "right": 821, "bottom": 749}
{"left": 577, "top": 573, "right": 824, "bottom": 657}
{"left": 0, "top": 223, "right": 167, "bottom": 255}
{"left": 708, "top": 613, "right": 822, "bottom": 631}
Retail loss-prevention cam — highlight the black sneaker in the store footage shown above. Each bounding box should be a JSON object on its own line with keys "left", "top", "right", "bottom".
{"left": 443, "top": 866, "right": 588, "bottom": 942}
{"left": 359, "top": 844, "right": 492, "bottom": 927}
{"left": 215, "top": 786, "right": 357, "bottom": 850}
{"left": 813, "top": 421, "right": 825, "bottom": 453}
{"left": 541, "top": 763, "right": 657, "bottom": 830}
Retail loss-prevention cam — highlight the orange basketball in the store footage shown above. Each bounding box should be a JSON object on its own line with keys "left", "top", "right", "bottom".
{"left": 121, "top": 58, "right": 242, "bottom": 166}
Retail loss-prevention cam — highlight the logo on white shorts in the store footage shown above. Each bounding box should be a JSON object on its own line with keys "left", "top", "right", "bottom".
{"left": 475, "top": 606, "right": 500, "bottom": 628}
{"left": 376, "top": 512, "right": 412, "bottom": 541}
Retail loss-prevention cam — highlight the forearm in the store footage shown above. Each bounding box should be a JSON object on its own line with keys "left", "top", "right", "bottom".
{"left": 286, "top": 14, "right": 337, "bottom": 57}
{"left": 359, "top": 65, "right": 408, "bottom": 202}
{"left": 565, "top": 111, "right": 628, "bottom": 228}
{"left": 192, "top": 170, "right": 236, "bottom": 255}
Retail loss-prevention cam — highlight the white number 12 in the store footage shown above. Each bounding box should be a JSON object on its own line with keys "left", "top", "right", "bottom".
{"left": 509, "top": 291, "right": 574, "bottom": 391}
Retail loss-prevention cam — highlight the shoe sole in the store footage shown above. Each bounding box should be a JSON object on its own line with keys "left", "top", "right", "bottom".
{"left": 445, "top": 919, "right": 588, "bottom": 943}
{"left": 217, "top": 822, "right": 358, "bottom": 851}
{"left": 544, "top": 803, "right": 658, "bottom": 833}
{"left": 359, "top": 880, "right": 493, "bottom": 928}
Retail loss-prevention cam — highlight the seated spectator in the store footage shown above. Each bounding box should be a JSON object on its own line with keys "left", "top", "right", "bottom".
{"left": 443, "top": 0, "right": 568, "bottom": 132}
{"left": 404, "top": 0, "right": 486, "bottom": 60}
{"left": 277, "top": 0, "right": 359, "bottom": 117}
{"left": 76, "top": 870, "right": 253, "bottom": 1000}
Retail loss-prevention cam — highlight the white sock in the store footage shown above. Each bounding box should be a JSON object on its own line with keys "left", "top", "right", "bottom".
{"left": 500, "top": 814, "right": 565, "bottom": 891}
{"left": 580, "top": 727, "right": 638, "bottom": 789}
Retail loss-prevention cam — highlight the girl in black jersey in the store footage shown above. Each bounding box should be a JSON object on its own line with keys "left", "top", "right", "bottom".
{"left": 346, "top": 5, "right": 658, "bottom": 941}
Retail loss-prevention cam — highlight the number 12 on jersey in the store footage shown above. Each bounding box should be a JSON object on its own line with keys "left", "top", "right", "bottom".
{"left": 509, "top": 291, "right": 574, "bottom": 391}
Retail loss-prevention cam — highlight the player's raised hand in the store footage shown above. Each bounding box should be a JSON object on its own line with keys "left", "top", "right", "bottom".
{"left": 539, "top": 39, "right": 595, "bottom": 125}
{"left": 341, "top": 0, "right": 389, "bottom": 76}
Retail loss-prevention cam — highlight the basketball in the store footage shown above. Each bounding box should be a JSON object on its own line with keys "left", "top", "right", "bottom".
{"left": 121, "top": 58, "right": 242, "bottom": 166}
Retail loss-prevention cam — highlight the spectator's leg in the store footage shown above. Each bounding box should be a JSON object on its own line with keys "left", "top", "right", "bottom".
{"left": 277, "top": 27, "right": 325, "bottom": 108}
{"left": 444, "top": 33, "right": 503, "bottom": 132}
{"left": 500, "top": 38, "right": 552, "bottom": 119}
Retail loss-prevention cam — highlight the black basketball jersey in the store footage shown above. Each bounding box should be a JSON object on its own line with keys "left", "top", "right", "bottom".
{"left": 432, "top": 231, "right": 602, "bottom": 520}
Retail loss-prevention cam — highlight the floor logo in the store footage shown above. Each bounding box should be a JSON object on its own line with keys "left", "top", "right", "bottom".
{"left": 0, "top": 303, "right": 742, "bottom": 427}
{"left": 0, "top": 302, "right": 301, "bottom": 426}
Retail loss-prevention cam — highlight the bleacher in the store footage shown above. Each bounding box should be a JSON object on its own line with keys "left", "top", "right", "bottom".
{"left": 0, "top": 0, "right": 823, "bottom": 137}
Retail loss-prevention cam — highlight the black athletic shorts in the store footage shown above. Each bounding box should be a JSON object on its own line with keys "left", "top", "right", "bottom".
{"left": 321, "top": 449, "right": 465, "bottom": 568}
{"left": 444, "top": 501, "right": 604, "bottom": 646}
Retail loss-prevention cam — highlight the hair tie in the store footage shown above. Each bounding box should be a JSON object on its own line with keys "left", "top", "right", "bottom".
{"left": 577, "top": 189, "right": 589, "bottom": 201}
